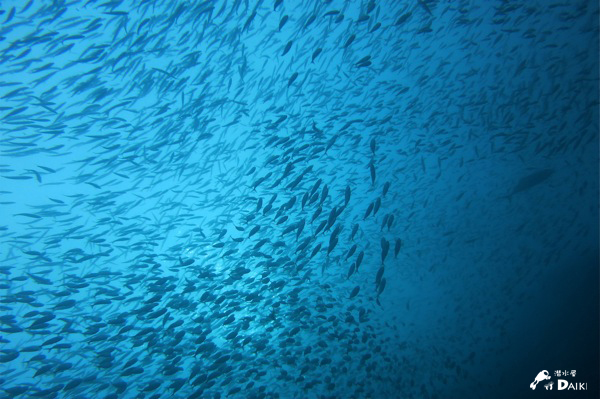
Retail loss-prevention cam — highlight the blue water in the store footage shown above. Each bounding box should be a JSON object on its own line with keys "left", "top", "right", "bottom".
{"left": 0, "top": 1, "right": 598, "bottom": 398}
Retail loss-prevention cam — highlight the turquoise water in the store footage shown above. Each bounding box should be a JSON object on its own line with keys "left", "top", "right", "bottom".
{"left": 0, "top": 1, "right": 598, "bottom": 398}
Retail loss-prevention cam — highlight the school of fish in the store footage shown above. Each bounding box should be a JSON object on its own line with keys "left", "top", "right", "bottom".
{"left": 0, "top": 0, "right": 597, "bottom": 398}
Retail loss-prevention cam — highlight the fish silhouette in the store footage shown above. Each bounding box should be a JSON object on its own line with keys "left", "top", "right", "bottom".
{"left": 503, "top": 169, "right": 555, "bottom": 200}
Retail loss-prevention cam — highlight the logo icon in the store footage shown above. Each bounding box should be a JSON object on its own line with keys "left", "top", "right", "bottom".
{"left": 530, "top": 370, "right": 551, "bottom": 390}
{"left": 529, "top": 369, "right": 586, "bottom": 392}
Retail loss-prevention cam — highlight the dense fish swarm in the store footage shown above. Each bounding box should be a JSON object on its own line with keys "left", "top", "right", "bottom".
{"left": 0, "top": 0, "right": 598, "bottom": 398}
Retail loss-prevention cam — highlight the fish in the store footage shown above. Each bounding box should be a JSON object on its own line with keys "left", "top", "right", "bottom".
{"left": 350, "top": 224, "right": 359, "bottom": 240}
{"left": 375, "top": 266, "right": 385, "bottom": 289}
{"left": 364, "top": 202, "right": 374, "bottom": 219}
{"left": 311, "top": 206, "right": 322, "bottom": 223}
{"left": 369, "top": 162, "right": 376, "bottom": 185}
{"left": 282, "top": 40, "right": 293, "bottom": 56}
{"left": 343, "top": 34, "right": 356, "bottom": 48}
{"left": 503, "top": 169, "right": 555, "bottom": 199}
{"left": 312, "top": 47, "right": 323, "bottom": 63}
{"left": 345, "top": 186, "right": 351, "bottom": 205}
{"left": 288, "top": 72, "right": 299, "bottom": 87}
{"left": 356, "top": 251, "right": 364, "bottom": 271}
{"left": 382, "top": 181, "right": 390, "bottom": 197}
{"left": 242, "top": 10, "right": 257, "bottom": 32}
{"left": 381, "top": 238, "right": 389, "bottom": 264}
{"left": 394, "top": 238, "right": 402, "bottom": 258}
{"left": 373, "top": 197, "right": 381, "bottom": 215}
{"left": 395, "top": 12, "right": 411, "bottom": 25}
{"left": 279, "top": 15, "right": 288, "bottom": 30}
{"left": 381, "top": 214, "right": 389, "bottom": 231}
{"left": 347, "top": 263, "right": 356, "bottom": 279}
{"left": 356, "top": 55, "right": 372, "bottom": 66}
{"left": 367, "top": 1, "right": 376, "bottom": 13}
{"left": 418, "top": 0, "right": 433, "bottom": 16}
{"left": 345, "top": 244, "right": 357, "bottom": 260}
{"left": 248, "top": 225, "right": 260, "bottom": 237}
{"left": 304, "top": 14, "right": 316, "bottom": 30}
